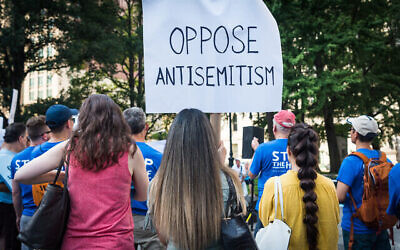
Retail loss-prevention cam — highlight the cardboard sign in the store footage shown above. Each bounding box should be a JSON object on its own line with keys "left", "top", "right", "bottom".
{"left": 143, "top": 0, "right": 283, "bottom": 113}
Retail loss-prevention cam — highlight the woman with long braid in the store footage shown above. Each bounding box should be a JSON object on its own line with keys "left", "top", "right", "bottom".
{"left": 259, "top": 123, "right": 339, "bottom": 249}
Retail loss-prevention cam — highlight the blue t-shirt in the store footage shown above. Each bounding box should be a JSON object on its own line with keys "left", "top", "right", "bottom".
{"left": 131, "top": 142, "right": 162, "bottom": 215}
{"left": 31, "top": 141, "right": 62, "bottom": 160}
{"left": 337, "top": 148, "right": 391, "bottom": 234}
{"left": 10, "top": 147, "right": 36, "bottom": 216}
{"left": 0, "top": 148, "right": 16, "bottom": 204}
{"left": 387, "top": 163, "right": 400, "bottom": 216}
{"left": 250, "top": 139, "right": 291, "bottom": 211}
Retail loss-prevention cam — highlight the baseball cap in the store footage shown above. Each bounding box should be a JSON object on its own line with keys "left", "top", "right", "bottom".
{"left": 346, "top": 115, "right": 379, "bottom": 136}
{"left": 46, "top": 104, "right": 79, "bottom": 129}
{"left": 274, "top": 110, "right": 296, "bottom": 128}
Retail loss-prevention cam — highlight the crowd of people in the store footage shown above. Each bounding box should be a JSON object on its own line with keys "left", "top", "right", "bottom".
{"left": 0, "top": 94, "right": 399, "bottom": 250}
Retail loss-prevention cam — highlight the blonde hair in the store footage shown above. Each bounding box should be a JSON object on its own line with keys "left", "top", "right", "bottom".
{"left": 149, "top": 109, "right": 246, "bottom": 249}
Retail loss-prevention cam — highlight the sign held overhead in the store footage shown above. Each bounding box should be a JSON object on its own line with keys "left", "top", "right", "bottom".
{"left": 143, "top": 0, "right": 283, "bottom": 113}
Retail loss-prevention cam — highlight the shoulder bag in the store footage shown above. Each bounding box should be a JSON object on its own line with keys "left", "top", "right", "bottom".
{"left": 255, "top": 177, "right": 291, "bottom": 250}
{"left": 221, "top": 173, "right": 258, "bottom": 250}
{"left": 17, "top": 154, "right": 70, "bottom": 250}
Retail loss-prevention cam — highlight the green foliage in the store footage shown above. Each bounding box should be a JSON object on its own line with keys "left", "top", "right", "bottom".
{"left": 260, "top": 0, "right": 400, "bottom": 172}
{"left": 0, "top": 0, "right": 122, "bottom": 121}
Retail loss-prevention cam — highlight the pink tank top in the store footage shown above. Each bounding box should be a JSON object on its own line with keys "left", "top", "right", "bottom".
{"left": 62, "top": 152, "right": 134, "bottom": 250}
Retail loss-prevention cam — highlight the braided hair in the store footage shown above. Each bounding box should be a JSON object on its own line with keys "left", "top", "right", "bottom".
{"left": 288, "top": 123, "right": 319, "bottom": 250}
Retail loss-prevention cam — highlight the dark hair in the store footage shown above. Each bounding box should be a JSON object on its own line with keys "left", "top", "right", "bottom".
{"left": 67, "top": 94, "right": 135, "bottom": 171}
{"left": 50, "top": 121, "right": 69, "bottom": 134}
{"left": 4, "top": 123, "right": 26, "bottom": 143}
{"left": 123, "top": 107, "right": 146, "bottom": 134}
{"left": 288, "top": 123, "right": 319, "bottom": 250}
{"left": 26, "top": 116, "right": 48, "bottom": 141}
{"left": 358, "top": 133, "right": 375, "bottom": 143}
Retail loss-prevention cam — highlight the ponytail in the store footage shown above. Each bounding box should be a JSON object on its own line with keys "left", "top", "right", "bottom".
{"left": 288, "top": 123, "right": 319, "bottom": 250}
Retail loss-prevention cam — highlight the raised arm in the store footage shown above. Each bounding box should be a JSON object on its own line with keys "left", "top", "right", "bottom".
{"left": 14, "top": 140, "right": 68, "bottom": 184}
{"left": 129, "top": 145, "right": 149, "bottom": 202}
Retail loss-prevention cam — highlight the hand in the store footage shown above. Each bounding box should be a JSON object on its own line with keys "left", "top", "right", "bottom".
{"left": 251, "top": 137, "right": 259, "bottom": 151}
{"left": 16, "top": 216, "right": 21, "bottom": 231}
{"left": 218, "top": 141, "right": 227, "bottom": 164}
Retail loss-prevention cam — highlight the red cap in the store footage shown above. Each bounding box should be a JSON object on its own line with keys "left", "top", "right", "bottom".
{"left": 274, "top": 110, "right": 295, "bottom": 128}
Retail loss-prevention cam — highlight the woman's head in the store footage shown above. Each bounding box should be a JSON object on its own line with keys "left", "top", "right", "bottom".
{"left": 287, "top": 123, "right": 319, "bottom": 250}
{"left": 69, "top": 94, "right": 134, "bottom": 170}
{"left": 150, "top": 108, "right": 244, "bottom": 249}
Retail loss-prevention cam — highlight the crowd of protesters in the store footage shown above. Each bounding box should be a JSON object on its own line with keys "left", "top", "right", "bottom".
{"left": 0, "top": 94, "right": 399, "bottom": 249}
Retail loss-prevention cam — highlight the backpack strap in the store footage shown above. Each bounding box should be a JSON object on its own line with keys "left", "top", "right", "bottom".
{"left": 379, "top": 151, "right": 387, "bottom": 162}
{"left": 350, "top": 152, "right": 370, "bottom": 165}
{"left": 348, "top": 190, "right": 358, "bottom": 250}
{"left": 350, "top": 151, "right": 374, "bottom": 183}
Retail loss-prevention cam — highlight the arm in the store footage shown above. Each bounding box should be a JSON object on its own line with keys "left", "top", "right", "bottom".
{"left": 12, "top": 180, "right": 22, "bottom": 230}
{"left": 336, "top": 181, "right": 349, "bottom": 203}
{"left": 130, "top": 146, "right": 149, "bottom": 201}
{"left": 14, "top": 141, "right": 68, "bottom": 184}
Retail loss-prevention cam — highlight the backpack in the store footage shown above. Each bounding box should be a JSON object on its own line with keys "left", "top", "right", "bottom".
{"left": 348, "top": 151, "right": 397, "bottom": 249}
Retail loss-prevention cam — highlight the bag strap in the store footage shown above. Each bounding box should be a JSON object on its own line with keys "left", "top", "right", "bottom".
{"left": 274, "top": 177, "right": 285, "bottom": 220}
{"left": 52, "top": 152, "right": 70, "bottom": 188}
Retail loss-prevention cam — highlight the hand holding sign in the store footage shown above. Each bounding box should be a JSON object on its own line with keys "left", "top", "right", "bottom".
{"left": 143, "top": 0, "right": 283, "bottom": 113}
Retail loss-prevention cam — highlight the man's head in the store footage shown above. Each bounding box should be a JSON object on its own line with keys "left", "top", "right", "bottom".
{"left": 26, "top": 115, "right": 50, "bottom": 146}
{"left": 347, "top": 115, "right": 378, "bottom": 144}
{"left": 123, "top": 107, "right": 147, "bottom": 135}
{"left": 273, "top": 110, "right": 296, "bottom": 138}
{"left": 46, "top": 104, "right": 78, "bottom": 135}
{"left": 235, "top": 159, "right": 241, "bottom": 166}
{"left": 3, "top": 122, "right": 27, "bottom": 151}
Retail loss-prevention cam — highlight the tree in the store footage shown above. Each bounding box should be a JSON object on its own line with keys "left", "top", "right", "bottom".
{"left": 0, "top": 0, "right": 121, "bottom": 122}
{"left": 262, "top": 0, "right": 400, "bottom": 172}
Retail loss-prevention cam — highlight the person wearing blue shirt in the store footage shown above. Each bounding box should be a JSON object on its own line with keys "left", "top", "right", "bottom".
{"left": 123, "top": 107, "right": 164, "bottom": 250}
{"left": 387, "top": 163, "right": 400, "bottom": 218}
{"left": 30, "top": 104, "right": 76, "bottom": 206}
{"left": 337, "top": 115, "right": 391, "bottom": 250}
{"left": 249, "top": 110, "right": 295, "bottom": 236}
{"left": 0, "top": 123, "right": 27, "bottom": 250}
{"left": 11, "top": 115, "right": 50, "bottom": 250}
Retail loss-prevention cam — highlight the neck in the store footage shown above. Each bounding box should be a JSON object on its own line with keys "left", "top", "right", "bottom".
{"left": 291, "top": 162, "right": 300, "bottom": 172}
{"left": 49, "top": 130, "right": 70, "bottom": 143}
{"left": 132, "top": 134, "right": 145, "bottom": 143}
{"left": 2, "top": 142, "right": 21, "bottom": 153}
{"left": 274, "top": 132, "right": 288, "bottom": 140}
{"left": 355, "top": 141, "right": 372, "bottom": 150}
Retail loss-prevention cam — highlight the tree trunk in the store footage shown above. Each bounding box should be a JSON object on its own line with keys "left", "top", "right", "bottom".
{"left": 323, "top": 105, "right": 341, "bottom": 173}
{"left": 266, "top": 112, "right": 274, "bottom": 141}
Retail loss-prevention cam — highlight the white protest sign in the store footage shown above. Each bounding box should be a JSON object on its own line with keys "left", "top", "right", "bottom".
{"left": 8, "top": 89, "right": 18, "bottom": 124}
{"left": 142, "top": 0, "right": 283, "bottom": 113}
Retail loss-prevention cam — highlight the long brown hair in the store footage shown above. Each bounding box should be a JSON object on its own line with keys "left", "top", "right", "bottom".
{"left": 149, "top": 109, "right": 245, "bottom": 250}
{"left": 67, "top": 94, "right": 135, "bottom": 171}
{"left": 288, "top": 123, "right": 319, "bottom": 250}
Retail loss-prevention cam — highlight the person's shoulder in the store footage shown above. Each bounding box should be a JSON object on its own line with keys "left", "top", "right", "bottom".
{"left": 13, "top": 146, "right": 34, "bottom": 160}
{"left": 316, "top": 173, "right": 336, "bottom": 188}
{"left": 342, "top": 152, "right": 363, "bottom": 165}
{"left": 140, "top": 142, "right": 163, "bottom": 157}
{"left": 256, "top": 140, "right": 276, "bottom": 151}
